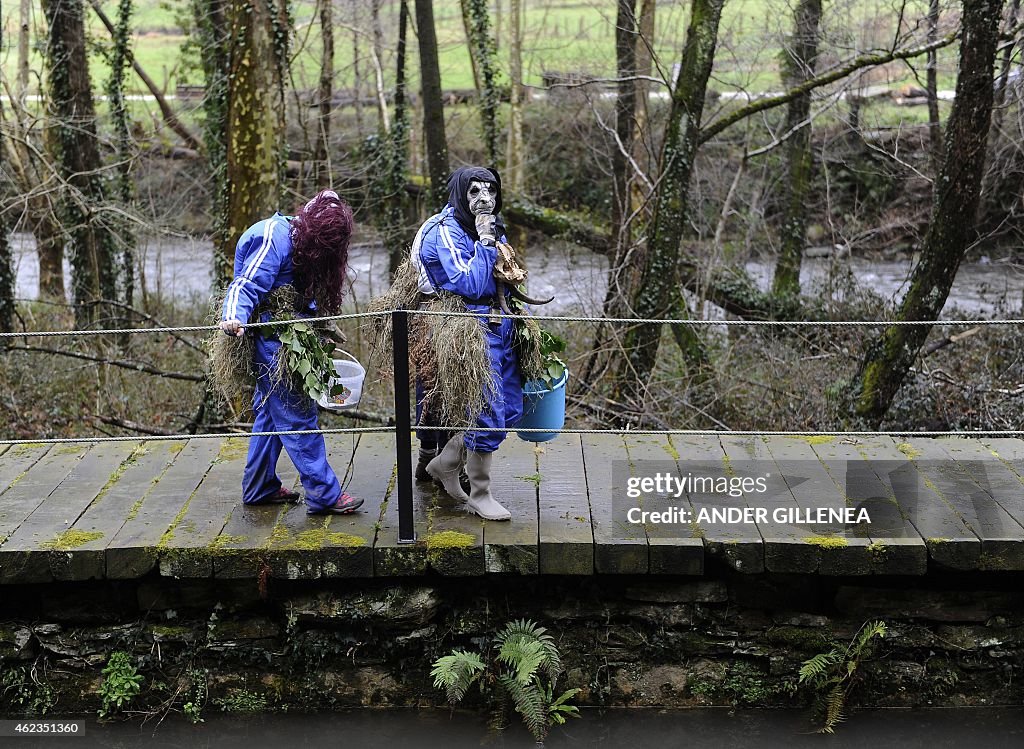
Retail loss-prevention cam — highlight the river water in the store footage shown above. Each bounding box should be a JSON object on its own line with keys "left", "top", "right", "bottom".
{"left": 19, "top": 707, "right": 1024, "bottom": 748}
{"left": 11, "top": 233, "right": 1024, "bottom": 318}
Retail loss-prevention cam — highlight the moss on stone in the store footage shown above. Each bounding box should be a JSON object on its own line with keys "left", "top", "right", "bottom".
{"left": 209, "top": 534, "right": 249, "bottom": 550}
{"left": 765, "top": 625, "right": 835, "bottom": 652}
{"left": 897, "top": 442, "right": 923, "bottom": 459}
{"left": 159, "top": 490, "right": 197, "bottom": 548}
{"left": 662, "top": 441, "right": 681, "bottom": 460}
{"left": 425, "top": 530, "right": 474, "bottom": 549}
{"left": 126, "top": 497, "right": 145, "bottom": 522}
{"left": 516, "top": 473, "right": 542, "bottom": 487}
{"left": 40, "top": 530, "right": 104, "bottom": 550}
{"left": 294, "top": 528, "right": 366, "bottom": 549}
{"left": 146, "top": 624, "right": 196, "bottom": 641}
{"left": 12, "top": 442, "right": 46, "bottom": 455}
{"left": 787, "top": 435, "right": 835, "bottom": 445}
{"left": 267, "top": 524, "right": 366, "bottom": 550}
{"left": 217, "top": 438, "right": 249, "bottom": 462}
{"left": 803, "top": 535, "right": 848, "bottom": 548}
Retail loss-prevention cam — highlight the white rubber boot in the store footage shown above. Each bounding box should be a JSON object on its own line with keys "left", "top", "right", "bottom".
{"left": 466, "top": 451, "right": 511, "bottom": 521}
{"left": 426, "top": 433, "right": 470, "bottom": 501}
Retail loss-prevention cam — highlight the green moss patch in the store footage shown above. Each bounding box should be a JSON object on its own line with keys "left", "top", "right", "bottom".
{"left": 803, "top": 535, "right": 848, "bottom": 548}
{"left": 217, "top": 438, "right": 249, "bottom": 462}
{"left": 40, "top": 530, "right": 104, "bottom": 550}
{"left": 787, "top": 435, "right": 835, "bottom": 445}
{"left": 208, "top": 534, "right": 248, "bottom": 550}
{"left": 897, "top": 442, "right": 923, "bottom": 459}
{"left": 425, "top": 530, "right": 475, "bottom": 549}
{"left": 267, "top": 525, "right": 365, "bottom": 550}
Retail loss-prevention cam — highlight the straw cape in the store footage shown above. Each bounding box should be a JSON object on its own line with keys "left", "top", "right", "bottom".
{"left": 207, "top": 284, "right": 345, "bottom": 409}
{"left": 364, "top": 257, "right": 543, "bottom": 430}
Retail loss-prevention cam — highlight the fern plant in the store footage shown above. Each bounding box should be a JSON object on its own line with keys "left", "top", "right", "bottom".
{"left": 431, "top": 619, "right": 580, "bottom": 743}
{"left": 798, "top": 620, "right": 887, "bottom": 733}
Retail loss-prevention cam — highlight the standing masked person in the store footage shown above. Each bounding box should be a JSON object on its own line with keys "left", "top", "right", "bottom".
{"left": 410, "top": 166, "right": 524, "bottom": 521}
{"left": 219, "top": 190, "right": 364, "bottom": 516}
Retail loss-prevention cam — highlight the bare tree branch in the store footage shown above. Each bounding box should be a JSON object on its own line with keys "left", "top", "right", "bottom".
{"left": 699, "top": 29, "right": 961, "bottom": 144}
{"left": 86, "top": 0, "right": 203, "bottom": 151}
{"left": 5, "top": 344, "right": 205, "bottom": 382}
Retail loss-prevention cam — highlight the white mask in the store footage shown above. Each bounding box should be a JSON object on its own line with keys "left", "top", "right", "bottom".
{"left": 467, "top": 180, "right": 497, "bottom": 216}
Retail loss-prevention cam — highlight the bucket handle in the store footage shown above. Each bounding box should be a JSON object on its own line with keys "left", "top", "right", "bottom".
{"left": 332, "top": 349, "right": 361, "bottom": 365}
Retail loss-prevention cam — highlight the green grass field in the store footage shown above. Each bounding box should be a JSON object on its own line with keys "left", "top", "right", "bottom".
{"left": 0, "top": 0, "right": 961, "bottom": 98}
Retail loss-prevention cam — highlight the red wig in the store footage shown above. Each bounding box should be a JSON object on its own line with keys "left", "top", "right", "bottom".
{"left": 290, "top": 190, "right": 354, "bottom": 314}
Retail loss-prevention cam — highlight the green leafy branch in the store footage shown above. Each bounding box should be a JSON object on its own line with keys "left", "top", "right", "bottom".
{"left": 273, "top": 322, "right": 342, "bottom": 403}
{"left": 516, "top": 323, "right": 568, "bottom": 388}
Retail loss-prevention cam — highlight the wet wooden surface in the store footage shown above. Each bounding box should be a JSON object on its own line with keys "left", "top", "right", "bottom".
{"left": 1, "top": 435, "right": 1021, "bottom": 581}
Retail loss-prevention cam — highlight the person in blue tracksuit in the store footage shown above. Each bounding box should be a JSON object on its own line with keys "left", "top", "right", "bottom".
{"left": 219, "top": 190, "right": 364, "bottom": 516}
{"left": 410, "top": 166, "right": 523, "bottom": 521}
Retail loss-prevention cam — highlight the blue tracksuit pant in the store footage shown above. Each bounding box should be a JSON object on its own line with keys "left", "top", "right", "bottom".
{"left": 242, "top": 335, "right": 341, "bottom": 511}
{"left": 464, "top": 316, "right": 524, "bottom": 454}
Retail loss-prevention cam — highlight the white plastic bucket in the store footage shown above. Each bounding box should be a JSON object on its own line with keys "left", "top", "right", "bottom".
{"left": 317, "top": 350, "right": 365, "bottom": 411}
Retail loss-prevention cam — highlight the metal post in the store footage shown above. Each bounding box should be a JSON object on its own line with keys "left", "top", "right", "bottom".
{"left": 393, "top": 308, "right": 416, "bottom": 544}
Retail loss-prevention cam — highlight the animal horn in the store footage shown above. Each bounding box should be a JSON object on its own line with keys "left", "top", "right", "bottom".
{"left": 496, "top": 282, "right": 518, "bottom": 316}
{"left": 508, "top": 285, "right": 555, "bottom": 306}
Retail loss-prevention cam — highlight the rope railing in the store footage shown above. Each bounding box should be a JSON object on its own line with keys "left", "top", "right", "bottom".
{"left": 1, "top": 308, "right": 1023, "bottom": 338}
{"left": 4, "top": 426, "right": 1023, "bottom": 448}
{"left": 0, "top": 426, "right": 395, "bottom": 447}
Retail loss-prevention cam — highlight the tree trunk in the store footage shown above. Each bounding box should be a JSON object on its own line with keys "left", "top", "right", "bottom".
{"left": 195, "top": 0, "right": 231, "bottom": 281}
{"left": 41, "top": 0, "right": 117, "bottom": 326}
{"left": 220, "top": 0, "right": 289, "bottom": 281}
{"left": 0, "top": 21, "right": 12, "bottom": 333}
{"left": 505, "top": 0, "right": 524, "bottom": 193}
{"left": 846, "top": 0, "right": 1005, "bottom": 426}
{"left": 771, "top": 0, "right": 822, "bottom": 298}
{"left": 35, "top": 207, "right": 66, "bottom": 299}
{"left": 611, "top": 0, "right": 725, "bottom": 413}
{"left": 371, "top": 0, "right": 390, "bottom": 133}
{"left": 17, "top": 0, "right": 31, "bottom": 102}
{"left": 387, "top": 0, "right": 412, "bottom": 274}
{"left": 579, "top": 0, "right": 638, "bottom": 389}
{"left": 926, "top": 0, "right": 942, "bottom": 173}
{"left": 463, "top": 0, "right": 500, "bottom": 165}
{"left": 611, "top": 0, "right": 637, "bottom": 248}
{"left": 0, "top": 214, "right": 11, "bottom": 334}
{"left": 351, "top": 8, "right": 363, "bottom": 136}
{"left": 415, "top": 0, "right": 450, "bottom": 207}
{"left": 315, "top": 0, "right": 335, "bottom": 185}
{"left": 631, "top": 0, "right": 656, "bottom": 212}
{"left": 459, "top": 0, "right": 482, "bottom": 91}
{"left": 108, "top": 0, "right": 136, "bottom": 308}
{"left": 493, "top": 0, "right": 502, "bottom": 50}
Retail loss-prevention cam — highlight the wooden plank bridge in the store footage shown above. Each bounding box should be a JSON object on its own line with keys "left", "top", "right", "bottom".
{"left": 1, "top": 434, "right": 1024, "bottom": 583}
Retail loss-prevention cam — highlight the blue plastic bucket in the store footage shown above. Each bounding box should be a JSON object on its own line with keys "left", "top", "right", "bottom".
{"left": 516, "top": 369, "right": 569, "bottom": 442}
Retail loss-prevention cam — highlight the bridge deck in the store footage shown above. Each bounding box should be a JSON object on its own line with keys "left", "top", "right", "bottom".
{"left": 1, "top": 435, "right": 1023, "bottom": 582}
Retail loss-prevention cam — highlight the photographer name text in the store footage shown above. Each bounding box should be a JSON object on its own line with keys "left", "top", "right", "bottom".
{"left": 625, "top": 506, "right": 871, "bottom": 525}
